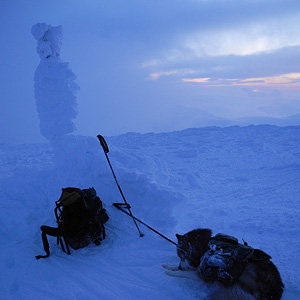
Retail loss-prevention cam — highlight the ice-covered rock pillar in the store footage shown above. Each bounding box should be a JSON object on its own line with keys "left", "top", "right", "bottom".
{"left": 31, "top": 23, "right": 79, "bottom": 143}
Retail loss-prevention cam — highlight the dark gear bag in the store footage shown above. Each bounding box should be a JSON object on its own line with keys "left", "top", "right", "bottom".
{"left": 36, "top": 187, "right": 109, "bottom": 259}
{"left": 198, "top": 233, "right": 254, "bottom": 285}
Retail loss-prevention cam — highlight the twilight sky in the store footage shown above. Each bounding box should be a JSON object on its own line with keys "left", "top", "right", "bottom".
{"left": 1, "top": 0, "right": 300, "bottom": 143}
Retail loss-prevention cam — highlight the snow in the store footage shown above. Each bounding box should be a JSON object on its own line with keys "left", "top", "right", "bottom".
{"left": 0, "top": 125, "right": 300, "bottom": 299}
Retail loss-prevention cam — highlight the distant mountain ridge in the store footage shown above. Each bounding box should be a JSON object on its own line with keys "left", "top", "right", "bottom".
{"left": 234, "top": 113, "right": 300, "bottom": 126}
{"left": 149, "top": 105, "right": 300, "bottom": 133}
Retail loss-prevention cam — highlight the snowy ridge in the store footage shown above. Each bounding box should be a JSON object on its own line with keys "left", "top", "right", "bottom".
{"left": 0, "top": 125, "right": 300, "bottom": 299}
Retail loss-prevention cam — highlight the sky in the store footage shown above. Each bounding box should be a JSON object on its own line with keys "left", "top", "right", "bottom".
{"left": 1, "top": 0, "right": 300, "bottom": 144}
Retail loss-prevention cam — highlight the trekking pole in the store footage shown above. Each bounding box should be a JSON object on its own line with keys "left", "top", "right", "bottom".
{"left": 97, "top": 135, "right": 144, "bottom": 237}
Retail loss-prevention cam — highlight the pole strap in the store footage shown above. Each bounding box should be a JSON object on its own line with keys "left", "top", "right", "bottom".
{"left": 113, "top": 203, "right": 177, "bottom": 246}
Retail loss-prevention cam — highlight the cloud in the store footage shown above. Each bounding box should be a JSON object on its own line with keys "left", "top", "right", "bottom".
{"left": 141, "top": 59, "right": 161, "bottom": 68}
{"left": 148, "top": 68, "right": 198, "bottom": 80}
{"left": 182, "top": 73, "right": 300, "bottom": 90}
{"left": 133, "top": 1, "right": 300, "bottom": 78}
{"left": 184, "top": 14, "right": 300, "bottom": 57}
{"left": 149, "top": 70, "right": 178, "bottom": 80}
{"left": 182, "top": 77, "right": 211, "bottom": 83}
{"left": 186, "top": 32, "right": 292, "bottom": 57}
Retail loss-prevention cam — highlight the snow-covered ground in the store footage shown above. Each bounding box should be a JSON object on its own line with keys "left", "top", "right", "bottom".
{"left": 1, "top": 125, "right": 300, "bottom": 299}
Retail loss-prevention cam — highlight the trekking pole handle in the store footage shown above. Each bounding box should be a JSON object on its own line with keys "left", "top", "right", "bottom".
{"left": 97, "top": 135, "right": 109, "bottom": 154}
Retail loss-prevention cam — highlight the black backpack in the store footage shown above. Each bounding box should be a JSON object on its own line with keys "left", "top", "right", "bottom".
{"left": 36, "top": 187, "right": 109, "bottom": 259}
{"left": 198, "top": 233, "right": 254, "bottom": 285}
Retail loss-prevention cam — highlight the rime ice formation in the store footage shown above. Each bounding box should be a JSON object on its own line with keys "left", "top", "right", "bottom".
{"left": 32, "top": 23, "right": 79, "bottom": 142}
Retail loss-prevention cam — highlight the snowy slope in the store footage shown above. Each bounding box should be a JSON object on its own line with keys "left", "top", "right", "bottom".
{"left": 0, "top": 125, "right": 300, "bottom": 300}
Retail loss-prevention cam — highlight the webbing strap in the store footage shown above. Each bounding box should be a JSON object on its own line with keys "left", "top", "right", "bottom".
{"left": 59, "top": 236, "right": 71, "bottom": 255}
{"left": 36, "top": 226, "right": 71, "bottom": 259}
{"left": 113, "top": 203, "right": 177, "bottom": 246}
{"left": 36, "top": 231, "right": 50, "bottom": 259}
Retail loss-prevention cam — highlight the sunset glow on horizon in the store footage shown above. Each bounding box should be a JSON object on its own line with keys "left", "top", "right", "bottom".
{"left": 181, "top": 73, "right": 300, "bottom": 90}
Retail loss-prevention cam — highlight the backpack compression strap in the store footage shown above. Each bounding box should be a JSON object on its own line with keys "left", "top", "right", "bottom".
{"left": 36, "top": 226, "right": 71, "bottom": 259}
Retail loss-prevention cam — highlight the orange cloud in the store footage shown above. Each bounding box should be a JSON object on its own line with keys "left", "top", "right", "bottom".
{"left": 182, "top": 77, "right": 211, "bottom": 83}
{"left": 182, "top": 73, "right": 300, "bottom": 90}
